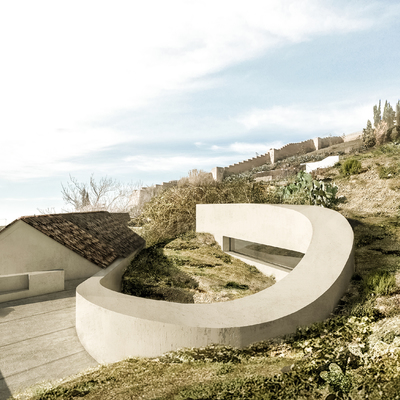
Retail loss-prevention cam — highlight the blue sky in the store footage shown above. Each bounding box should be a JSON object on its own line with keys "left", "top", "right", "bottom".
{"left": 1, "top": 0, "right": 399, "bottom": 224}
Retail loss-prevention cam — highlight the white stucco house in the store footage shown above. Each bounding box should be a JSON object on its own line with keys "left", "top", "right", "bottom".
{"left": 0, "top": 211, "right": 145, "bottom": 302}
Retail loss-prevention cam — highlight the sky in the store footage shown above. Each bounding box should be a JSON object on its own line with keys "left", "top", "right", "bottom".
{"left": 0, "top": 0, "right": 399, "bottom": 224}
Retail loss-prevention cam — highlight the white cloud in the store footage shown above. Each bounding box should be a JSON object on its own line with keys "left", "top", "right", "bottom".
{"left": 0, "top": 1, "right": 385, "bottom": 180}
{"left": 237, "top": 103, "right": 372, "bottom": 135}
{"left": 0, "top": 126, "right": 129, "bottom": 180}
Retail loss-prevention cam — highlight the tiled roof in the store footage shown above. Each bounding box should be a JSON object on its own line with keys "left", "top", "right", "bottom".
{"left": 13, "top": 211, "right": 145, "bottom": 268}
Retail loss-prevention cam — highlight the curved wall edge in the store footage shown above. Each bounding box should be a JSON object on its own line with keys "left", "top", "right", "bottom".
{"left": 76, "top": 204, "right": 354, "bottom": 363}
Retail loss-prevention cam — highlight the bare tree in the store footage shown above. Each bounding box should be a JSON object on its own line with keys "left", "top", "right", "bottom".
{"left": 61, "top": 174, "right": 142, "bottom": 216}
{"left": 37, "top": 207, "right": 57, "bottom": 215}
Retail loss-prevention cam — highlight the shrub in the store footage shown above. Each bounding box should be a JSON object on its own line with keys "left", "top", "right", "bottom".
{"left": 362, "top": 120, "right": 376, "bottom": 148}
{"left": 137, "top": 180, "right": 281, "bottom": 245}
{"left": 341, "top": 158, "right": 362, "bottom": 176}
{"left": 377, "top": 164, "right": 398, "bottom": 179}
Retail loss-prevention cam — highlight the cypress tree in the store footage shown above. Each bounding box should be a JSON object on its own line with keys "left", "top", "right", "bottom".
{"left": 383, "top": 100, "right": 395, "bottom": 129}
{"left": 362, "top": 120, "right": 376, "bottom": 148}
{"left": 373, "top": 100, "right": 382, "bottom": 128}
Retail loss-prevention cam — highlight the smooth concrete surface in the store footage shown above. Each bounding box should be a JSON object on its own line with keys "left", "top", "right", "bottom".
{"left": 0, "top": 220, "right": 101, "bottom": 280}
{"left": 0, "top": 274, "right": 28, "bottom": 293}
{"left": 305, "top": 156, "right": 339, "bottom": 173}
{"left": 0, "top": 279, "right": 98, "bottom": 399}
{"left": 0, "top": 270, "right": 65, "bottom": 304}
{"left": 76, "top": 204, "right": 354, "bottom": 363}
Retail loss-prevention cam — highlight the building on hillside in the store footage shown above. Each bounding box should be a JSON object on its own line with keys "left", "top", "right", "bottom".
{"left": 0, "top": 211, "right": 145, "bottom": 282}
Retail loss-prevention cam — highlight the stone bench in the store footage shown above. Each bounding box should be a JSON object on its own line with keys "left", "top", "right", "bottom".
{"left": 0, "top": 270, "right": 64, "bottom": 303}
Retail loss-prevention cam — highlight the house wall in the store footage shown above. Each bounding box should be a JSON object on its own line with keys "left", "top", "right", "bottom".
{"left": 0, "top": 220, "right": 101, "bottom": 280}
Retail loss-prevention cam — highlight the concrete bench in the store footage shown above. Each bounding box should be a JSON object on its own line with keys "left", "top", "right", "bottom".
{"left": 0, "top": 270, "right": 64, "bottom": 303}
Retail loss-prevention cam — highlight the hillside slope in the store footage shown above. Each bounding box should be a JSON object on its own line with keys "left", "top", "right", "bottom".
{"left": 13, "top": 144, "right": 400, "bottom": 400}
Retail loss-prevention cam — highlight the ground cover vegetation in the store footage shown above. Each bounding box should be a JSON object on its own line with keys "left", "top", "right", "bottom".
{"left": 121, "top": 232, "right": 275, "bottom": 303}
{"left": 14, "top": 101, "right": 400, "bottom": 399}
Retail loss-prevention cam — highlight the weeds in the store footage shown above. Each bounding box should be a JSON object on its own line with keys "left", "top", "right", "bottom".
{"left": 341, "top": 158, "right": 362, "bottom": 176}
{"left": 363, "top": 269, "right": 397, "bottom": 296}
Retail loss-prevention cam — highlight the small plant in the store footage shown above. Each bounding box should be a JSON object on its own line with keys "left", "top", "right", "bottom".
{"left": 225, "top": 281, "right": 249, "bottom": 290}
{"left": 363, "top": 270, "right": 396, "bottom": 296}
{"left": 320, "top": 363, "right": 353, "bottom": 395}
{"left": 341, "top": 158, "right": 362, "bottom": 176}
{"left": 377, "top": 164, "right": 398, "bottom": 179}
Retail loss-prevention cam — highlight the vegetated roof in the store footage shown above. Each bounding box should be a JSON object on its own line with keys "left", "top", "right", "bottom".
{"left": 6, "top": 211, "right": 145, "bottom": 268}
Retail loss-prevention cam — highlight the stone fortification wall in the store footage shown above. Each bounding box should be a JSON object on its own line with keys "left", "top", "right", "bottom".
{"left": 220, "top": 153, "right": 271, "bottom": 178}
{"left": 133, "top": 180, "right": 178, "bottom": 209}
{"left": 212, "top": 134, "right": 348, "bottom": 181}
{"left": 269, "top": 139, "right": 316, "bottom": 164}
{"left": 343, "top": 131, "right": 362, "bottom": 142}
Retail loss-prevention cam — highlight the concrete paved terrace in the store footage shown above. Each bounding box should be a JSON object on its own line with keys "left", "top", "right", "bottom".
{"left": 0, "top": 279, "right": 99, "bottom": 399}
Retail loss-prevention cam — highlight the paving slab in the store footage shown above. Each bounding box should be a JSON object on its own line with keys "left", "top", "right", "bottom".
{"left": 0, "top": 279, "right": 99, "bottom": 399}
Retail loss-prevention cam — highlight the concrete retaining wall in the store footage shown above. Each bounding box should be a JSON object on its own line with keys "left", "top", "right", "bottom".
{"left": 76, "top": 204, "right": 354, "bottom": 363}
{"left": 0, "top": 270, "right": 64, "bottom": 303}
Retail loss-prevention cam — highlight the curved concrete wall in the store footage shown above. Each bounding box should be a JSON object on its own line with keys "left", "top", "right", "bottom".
{"left": 76, "top": 204, "right": 354, "bottom": 363}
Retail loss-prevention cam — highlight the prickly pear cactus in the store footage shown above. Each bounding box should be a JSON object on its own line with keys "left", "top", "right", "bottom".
{"left": 283, "top": 172, "right": 338, "bottom": 208}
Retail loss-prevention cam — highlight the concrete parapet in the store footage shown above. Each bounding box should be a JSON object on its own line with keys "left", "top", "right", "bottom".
{"left": 76, "top": 204, "right": 354, "bottom": 363}
{"left": 0, "top": 269, "right": 64, "bottom": 303}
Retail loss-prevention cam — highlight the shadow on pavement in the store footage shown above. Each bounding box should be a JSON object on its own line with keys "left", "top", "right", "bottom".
{"left": 0, "top": 277, "right": 87, "bottom": 310}
{"left": 0, "top": 371, "right": 12, "bottom": 400}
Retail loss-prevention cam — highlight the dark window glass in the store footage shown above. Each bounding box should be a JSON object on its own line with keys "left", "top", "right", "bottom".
{"left": 229, "top": 238, "right": 304, "bottom": 270}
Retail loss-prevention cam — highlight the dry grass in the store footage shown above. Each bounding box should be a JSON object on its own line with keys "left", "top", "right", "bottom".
{"left": 122, "top": 232, "right": 275, "bottom": 304}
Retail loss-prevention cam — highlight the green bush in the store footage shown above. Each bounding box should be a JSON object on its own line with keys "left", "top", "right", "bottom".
{"left": 341, "top": 158, "right": 362, "bottom": 176}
